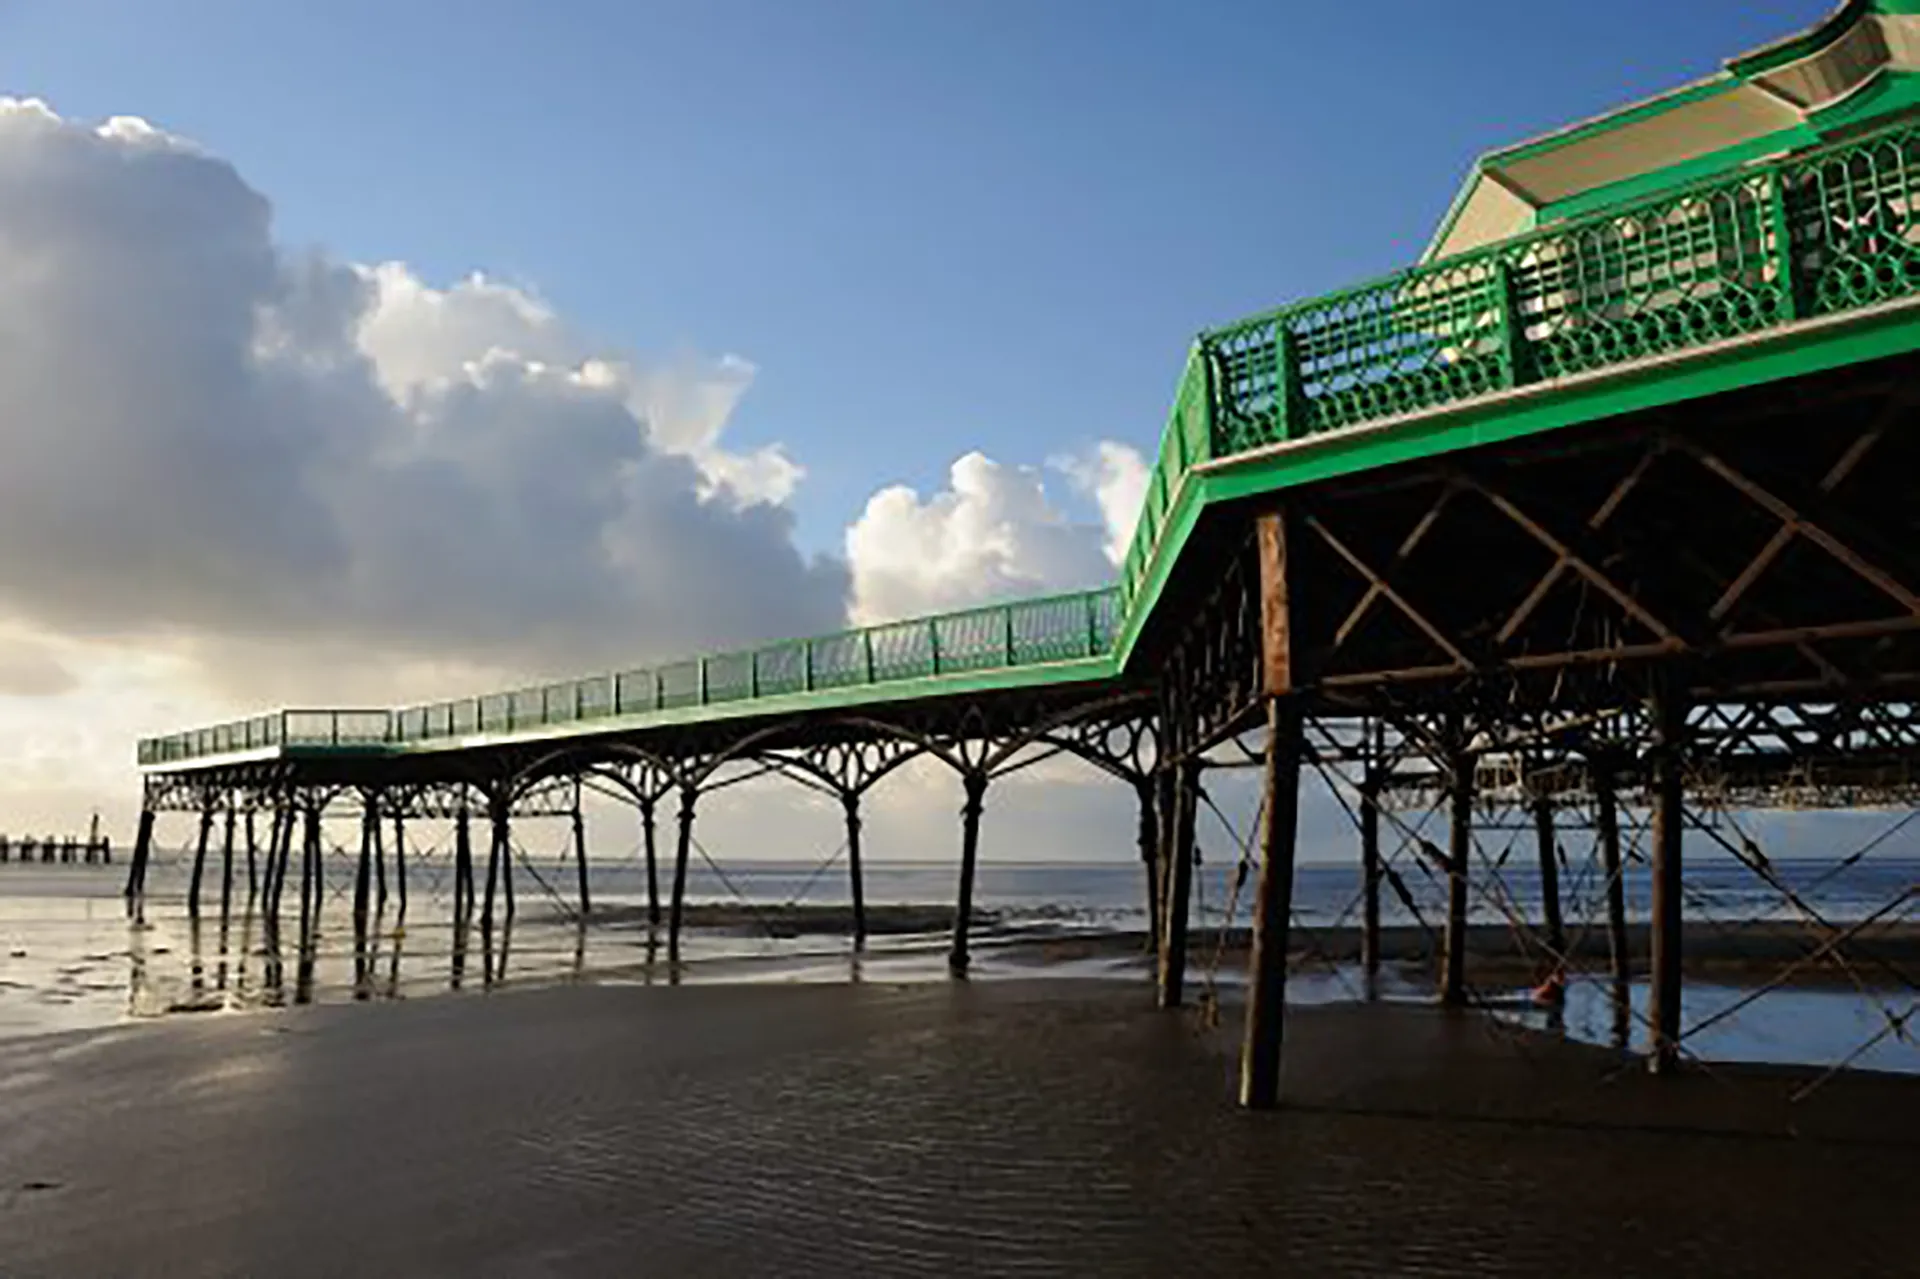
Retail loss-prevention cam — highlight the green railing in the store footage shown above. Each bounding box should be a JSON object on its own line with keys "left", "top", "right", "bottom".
{"left": 138, "top": 588, "right": 1123, "bottom": 764}
{"left": 1118, "top": 114, "right": 1920, "bottom": 606}
{"left": 141, "top": 116, "right": 1920, "bottom": 769}
{"left": 137, "top": 710, "right": 391, "bottom": 766}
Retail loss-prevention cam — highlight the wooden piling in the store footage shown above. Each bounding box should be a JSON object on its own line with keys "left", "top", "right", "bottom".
{"left": 669, "top": 786, "right": 696, "bottom": 961}
{"left": 1358, "top": 764, "right": 1382, "bottom": 981}
{"left": 454, "top": 808, "right": 474, "bottom": 921}
{"left": 1442, "top": 733, "right": 1472, "bottom": 1007}
{"left": 1594, "top": 757, "right": 1631, "bottom": 989}
{"left": 218, "top": 803, "right": 236, "bottom": 922}
{"left": 391, "top": 811, "right": 408, "bottom": 918}
{"left": 502, "top": 807, "right": 516, "bottom": 923}
{"left": 299, "top": 807, "right": 321, "bottom": 940}
{"left": 1153, "top": 765, "right": 1175, "bottom": 962}
{"left": 265, "top": 805, "right": 291, "bottom": 925}
{"left": 371, "top": 794, "right": 388, "bottom": 912}
{"left": 125, "top": 809, "right": 155, "bottom": 901}
{"left": 354, "top": 803, "right": 375, "bottom": 924}
{"left": 188, "top": 802, "right": 215, "bottom": 917}
{"left": 483, "top": 805, "right": 506, "bottom": 930}
{"left": 844, "top": 792, "right": 866, "bottom": 952}
{"left": 1134, "top": 777, "right": 1160, "bottom": 955}
{"left": 949, "top": 772, "right": 988, "bottom": 976}
{"left": 1157, "top": 759, "right": 1199, "bottom": 1009}
{"left": 1241, "top": 697, "right": 1304, "bottom": 1110}
{"left": 1650, "top": 683, "right": 1687, "bottom": 1075}
{"left": 262, "top": 809, "right": 281, "bottom": 924}
{"left": 640, "top": 797, "right": 661, "bottom": 928}
{"left": 244, "top": 809, "right": 258, "bottom": 902}
{"left": 571, "top": 801, "right": 592, "bottom": 918}
{"left": 1532, "top": 790, "right": 1566, "bottom": 974}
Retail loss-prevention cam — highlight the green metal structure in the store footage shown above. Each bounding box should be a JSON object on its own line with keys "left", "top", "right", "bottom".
{"left": 141, "top": 1, "right": 1920, "bottom": 770}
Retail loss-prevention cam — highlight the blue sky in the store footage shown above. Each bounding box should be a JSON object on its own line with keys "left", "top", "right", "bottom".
{"left": 2, "top": 0, "right": 1830, "bottom": 555}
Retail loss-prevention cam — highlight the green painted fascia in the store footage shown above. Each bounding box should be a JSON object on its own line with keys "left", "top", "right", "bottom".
{"left": 1110, "top": 469, "right": 1206, "bottom": 673}
{"left": 1198, "top": 300, "right": 1920, "bottom": 509}
{"left": 136, "top": 745, "right": 284, "bottom": 774}
{"left": 1535, "top": 126, "right": 1812, "bottom": 224}
{"left": 389, "top": 653, "right": 1122, "bottom": 757}
{"left": 141, "top": 655, "right": 1128, "bottom": 772}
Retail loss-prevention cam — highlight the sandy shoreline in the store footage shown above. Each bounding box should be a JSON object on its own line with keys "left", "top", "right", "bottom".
{"left": 0, "top": 978, "right": 1913, "bottom": 1277}
{"left": 565, "top": 900, "right": 1920, "bottom": 987}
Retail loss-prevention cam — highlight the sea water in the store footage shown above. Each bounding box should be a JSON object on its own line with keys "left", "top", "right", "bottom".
{"left": 0, "top": 850, "right": 1913, "bottom": 1076}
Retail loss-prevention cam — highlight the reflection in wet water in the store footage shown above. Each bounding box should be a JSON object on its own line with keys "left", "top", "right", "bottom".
{"left": 92, "top": 883, "right": 1920, "bottom": 1080}
{"left": 0, "top": 854, "right": 1916, "bottom": 1087}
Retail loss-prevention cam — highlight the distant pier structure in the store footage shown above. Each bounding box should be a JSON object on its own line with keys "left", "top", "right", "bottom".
{"left": 0, "top": 816, "right": 112, "bottom": 864}
{"left": 127, "top": 5, "right": 1920, "bottom": 1106}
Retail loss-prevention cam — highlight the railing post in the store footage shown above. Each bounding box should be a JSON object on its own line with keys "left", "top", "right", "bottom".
{"left": 1492, "top": 258, "right": 1531, "bottom": 388}
{"left": 1086, "top": 592, "right": 1100, "bottom": 656}
{"left": 1273, "top": 325, "right": 1302, "bottom": 442}
{"left": 928, "top": 619, "right": 942, "bottom": 676}
{"left": 699, "top": 660, "right": 709, "bottom": 705}
{"left": 1003, "top": 608, "right": 1016, "bottom": 666}
{"left": 804, "top": 641, "right": 815, "bottom": 692}
{"left": 1768, "top": 168, "right": 1804, "bottom": 322}
{"left": 653, "top": 672, "right": 664, "bottom": 710}
{"left": 750, "top": 652, "right": 760, "bottom": 698}
{"left": 863, "top": 631, "right": 877, "bottom": 684}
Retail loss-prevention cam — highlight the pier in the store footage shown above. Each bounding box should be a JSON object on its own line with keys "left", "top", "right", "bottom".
{"left": 0, "top": 834, "right": 111, "bottom": 864}
{"left": 128, "top": 4, "right": 1920, "bottom": 1107}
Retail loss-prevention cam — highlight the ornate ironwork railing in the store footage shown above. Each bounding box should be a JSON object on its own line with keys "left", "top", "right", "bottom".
{"left": 1117, "top": 115, "right": 1920, "bottom": 605}
{"left": 136, "top": 588, "right": 1123, "bottom": 763}
{"left": 140, "top": 117, "right": 1920, "bottom": 768}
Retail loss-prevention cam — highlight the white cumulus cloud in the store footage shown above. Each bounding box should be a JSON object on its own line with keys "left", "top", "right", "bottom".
{"left": 0, "top": 96, "right": 846, "bottom": 706}
{"left": 1055, "top": 441, "right": 1150, "bottom": 564}
{"left": 844, "top": 451, "right": 1114, "bottom": 623}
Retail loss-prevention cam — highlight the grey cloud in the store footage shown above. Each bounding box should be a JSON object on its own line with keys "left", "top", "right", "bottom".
{"left": 0, "top": 637, "right": 77, "bottom": 697}
{"left": 0, "top": 100, "right": 849, "bottom": 700}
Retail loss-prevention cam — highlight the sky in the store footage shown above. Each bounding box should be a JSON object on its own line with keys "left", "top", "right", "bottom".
{"left": 0, "top": 0, "right": 1852, "bottom": 861}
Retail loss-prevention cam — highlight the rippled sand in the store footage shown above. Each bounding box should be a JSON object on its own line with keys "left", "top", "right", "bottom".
{"left": 0, "top": 980, "right": 1912, "bottom": 1277}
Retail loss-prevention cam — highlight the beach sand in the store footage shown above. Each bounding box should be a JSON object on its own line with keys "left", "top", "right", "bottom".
{"left": 0, "top": 978, "right": 1913, "bottom": 1277}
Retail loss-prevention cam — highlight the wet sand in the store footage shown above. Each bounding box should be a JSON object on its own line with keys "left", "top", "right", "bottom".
{"left": 0, "top": 979, "right": 1913, "bottom": 1277}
